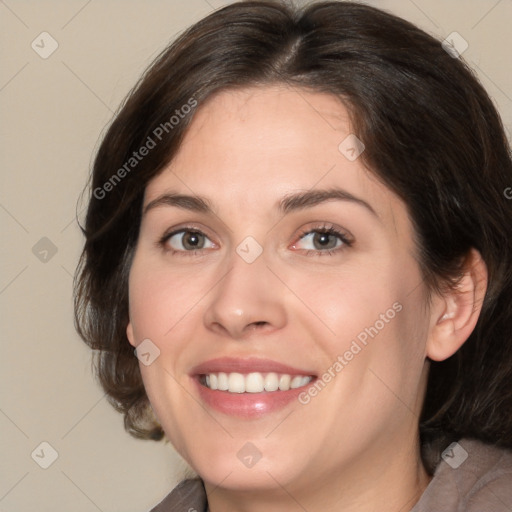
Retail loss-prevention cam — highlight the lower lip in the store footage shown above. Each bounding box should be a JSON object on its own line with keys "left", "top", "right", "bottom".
{"left": 193, "top": 378, "right": 314, "bottom": 418}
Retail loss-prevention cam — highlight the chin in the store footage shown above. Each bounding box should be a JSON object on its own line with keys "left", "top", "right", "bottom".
{"left": 179, "top": 435, "right": 302, "bottom": 490}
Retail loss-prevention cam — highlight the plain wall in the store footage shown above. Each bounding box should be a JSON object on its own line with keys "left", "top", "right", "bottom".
{"left": 1, "top": 1, "right": 511, "bottom": 511}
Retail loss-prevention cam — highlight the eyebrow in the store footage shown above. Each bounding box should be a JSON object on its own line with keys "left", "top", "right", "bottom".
{"left": 144, "top": 193, "right": 212, "bottom": 215}
{"left": 278, "top": 188, "right": 377, "bottom": 217}
{"left": 143, "top": 188, "right": 377, "bottom": 218}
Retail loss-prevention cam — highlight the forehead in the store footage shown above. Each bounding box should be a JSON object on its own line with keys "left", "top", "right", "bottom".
{"left": 143, "top": 85, "right": 406, "bottom": 231}
{"left": 163, "top": 86, "right": 350, "bottom": 181}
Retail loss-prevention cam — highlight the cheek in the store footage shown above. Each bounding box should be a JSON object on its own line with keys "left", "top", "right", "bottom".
{"left": 342, "top": 284, "right": 430, "bottom": 421}
{"left": 295, "top": 258, "right": 429, "bottom": 393}
{"left": 128, "top": 261, "right": 210, "bottom": 342}
{"left": 284, "top": 259, "right": 406, "bottom": 344}
{"left": 127, "top": 260, "right": 210, "bottom": 455}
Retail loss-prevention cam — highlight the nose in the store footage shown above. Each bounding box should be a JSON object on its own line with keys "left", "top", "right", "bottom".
{"left": 203, "top": 251, "right": 287, "bottom": 340}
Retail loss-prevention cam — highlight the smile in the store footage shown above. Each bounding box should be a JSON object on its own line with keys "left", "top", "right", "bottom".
{"left": 201, "top": 372, "right": 313, "bottom": 393}
{"left": 191, "top": 357, "right": 317, "bottom": 417}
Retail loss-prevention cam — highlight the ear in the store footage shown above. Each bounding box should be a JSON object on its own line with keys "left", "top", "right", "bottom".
{"left": 126, "top": 322, "right": 137, "bottom": 348}
{"left": 427, "top": 249, "right": 488, "bottom": 362}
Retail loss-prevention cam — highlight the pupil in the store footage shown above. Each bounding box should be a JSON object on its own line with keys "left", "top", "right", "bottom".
{"left": 184, "top": 232, "right": 203, "bottom": 249}
{"left": 314, "top": 232, "right": 335, "bottom": 249}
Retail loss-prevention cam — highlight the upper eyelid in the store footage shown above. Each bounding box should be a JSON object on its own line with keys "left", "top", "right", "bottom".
{"left": 160, "top": 223, "right": 350, "bottom": 238}
{"left": 161, "top": 223, "right": 215, "bottom": 240}
{"left": 160, "top": 228, "right": 216, "bottom": 254}
{"left": 159, "top": 224, "right": 352, "bottom": 253}
{"left": 293, "top": 228, "right": 352, "bottom": 249}
{"left": 296, "top": 223, "right": 354, "bottom": 242}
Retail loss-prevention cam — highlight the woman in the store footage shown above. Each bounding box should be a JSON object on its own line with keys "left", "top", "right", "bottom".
{"left": 74, "top": 1, "right": 512, "bottom": 511}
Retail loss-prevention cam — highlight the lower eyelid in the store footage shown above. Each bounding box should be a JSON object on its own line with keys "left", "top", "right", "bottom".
{"left": 158, "top": 229, "right": 207, "bottom": 250}
{"left": 292, "top": 230, "right": 351, "bottom": 250}
{"left": 159, "top": 226, "right": 351, "bottom": 255}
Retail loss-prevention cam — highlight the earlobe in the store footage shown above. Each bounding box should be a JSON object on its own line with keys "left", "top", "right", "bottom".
{"left": 126, "top": 322, "right": 137, "bottom": 348}
{"left": 427, "top": 249, "right": 488, "bottom": 362}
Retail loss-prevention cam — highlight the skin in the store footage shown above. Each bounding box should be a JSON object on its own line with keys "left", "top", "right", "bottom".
{"left": 126, "top": 86, "right": 487, "bottom": 512}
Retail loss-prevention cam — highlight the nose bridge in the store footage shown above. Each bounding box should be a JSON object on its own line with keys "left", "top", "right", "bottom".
{"left": 203, "top": 245, "right": 286, "bottom": 338}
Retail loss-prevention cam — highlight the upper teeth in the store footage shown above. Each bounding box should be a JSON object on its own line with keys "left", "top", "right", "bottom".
{"left": 204, "top": 372, "right": 312, "bottom": 393}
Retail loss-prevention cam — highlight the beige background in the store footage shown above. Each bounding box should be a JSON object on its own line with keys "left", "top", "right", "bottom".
{"left": 0, "top": 1, "right": 511, "bottom": 511}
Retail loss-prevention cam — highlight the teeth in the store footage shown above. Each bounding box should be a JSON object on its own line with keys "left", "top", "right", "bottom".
{"left": 246, "top": 372, "right": 264, "bottom": 393}
{"left": 279, "top": 374, "right": 291, "bottom": 391}
{"left": 228, "top": 372, "right": 245, "bottom": 393}
{"left": 217, "top": 372, "right": 229, "bottom": 391}
{"left": 264, "top": 372, "right": 279, "bottom": 392}
{"left": 203, "top": 372, "right": 312, "bottom": 393}
{"left": 290, "top": 376, "right": 304, "bottom": 389}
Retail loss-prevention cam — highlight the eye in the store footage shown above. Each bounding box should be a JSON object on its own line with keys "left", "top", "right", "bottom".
{"left": 291, "top": 226, "right": 352, "bottom": 254}
{"left": 162, "top": 229, "right": 215, "bottom": 252}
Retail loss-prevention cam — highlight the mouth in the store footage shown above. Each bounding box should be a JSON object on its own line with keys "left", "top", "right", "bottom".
{"left": 191, "top": 357, "right": 316, "bottom": 417}
{"left": 200, "top": 372, "right": 313, "bottom": 393}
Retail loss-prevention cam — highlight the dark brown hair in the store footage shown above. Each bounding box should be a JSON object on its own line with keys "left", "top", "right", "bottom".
{"left": 74, "top": 1, "right": 512, "bottom": 456}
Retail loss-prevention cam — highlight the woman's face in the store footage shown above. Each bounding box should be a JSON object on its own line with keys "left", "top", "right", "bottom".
{"left": 127, "top": 86, "right": 435, "bottom": 495}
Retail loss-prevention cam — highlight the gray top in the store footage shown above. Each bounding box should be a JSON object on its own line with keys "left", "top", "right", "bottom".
{"left": 150, "top": 439, "right": 512, "bottom": 512}
{"left": 411, "top": 438, "right": 512, "bottom": 511}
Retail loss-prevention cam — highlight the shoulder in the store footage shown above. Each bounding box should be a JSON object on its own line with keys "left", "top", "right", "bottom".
{"left": 414, "top": 438, "right": 512, "bottom": 512}
{"left": 462, "top": 440, "right": 512, "bottom": 512}
{"left": 149, "top": 478, "right": 207, "bottom": 512}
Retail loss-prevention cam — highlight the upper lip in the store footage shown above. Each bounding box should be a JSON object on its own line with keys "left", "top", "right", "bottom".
{"left": 190, "top": 357, "right": 316, "bottom": 376}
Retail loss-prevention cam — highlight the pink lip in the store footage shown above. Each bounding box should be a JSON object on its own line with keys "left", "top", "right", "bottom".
{"left": 190, "top": 357, "right": 315, "bottom": 376}
{"left": 190, "top": 357, "right": 317, "bottom": 418}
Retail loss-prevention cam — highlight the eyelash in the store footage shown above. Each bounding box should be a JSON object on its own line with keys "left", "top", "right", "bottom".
{"left": 158, "top": 223, "right": 353, "bottom": 257}
{"left": 293, "top": 224, "right": 353, "bottom": 257}
{"left": 158, "top": 225, "right": 213, "bottom": 257}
